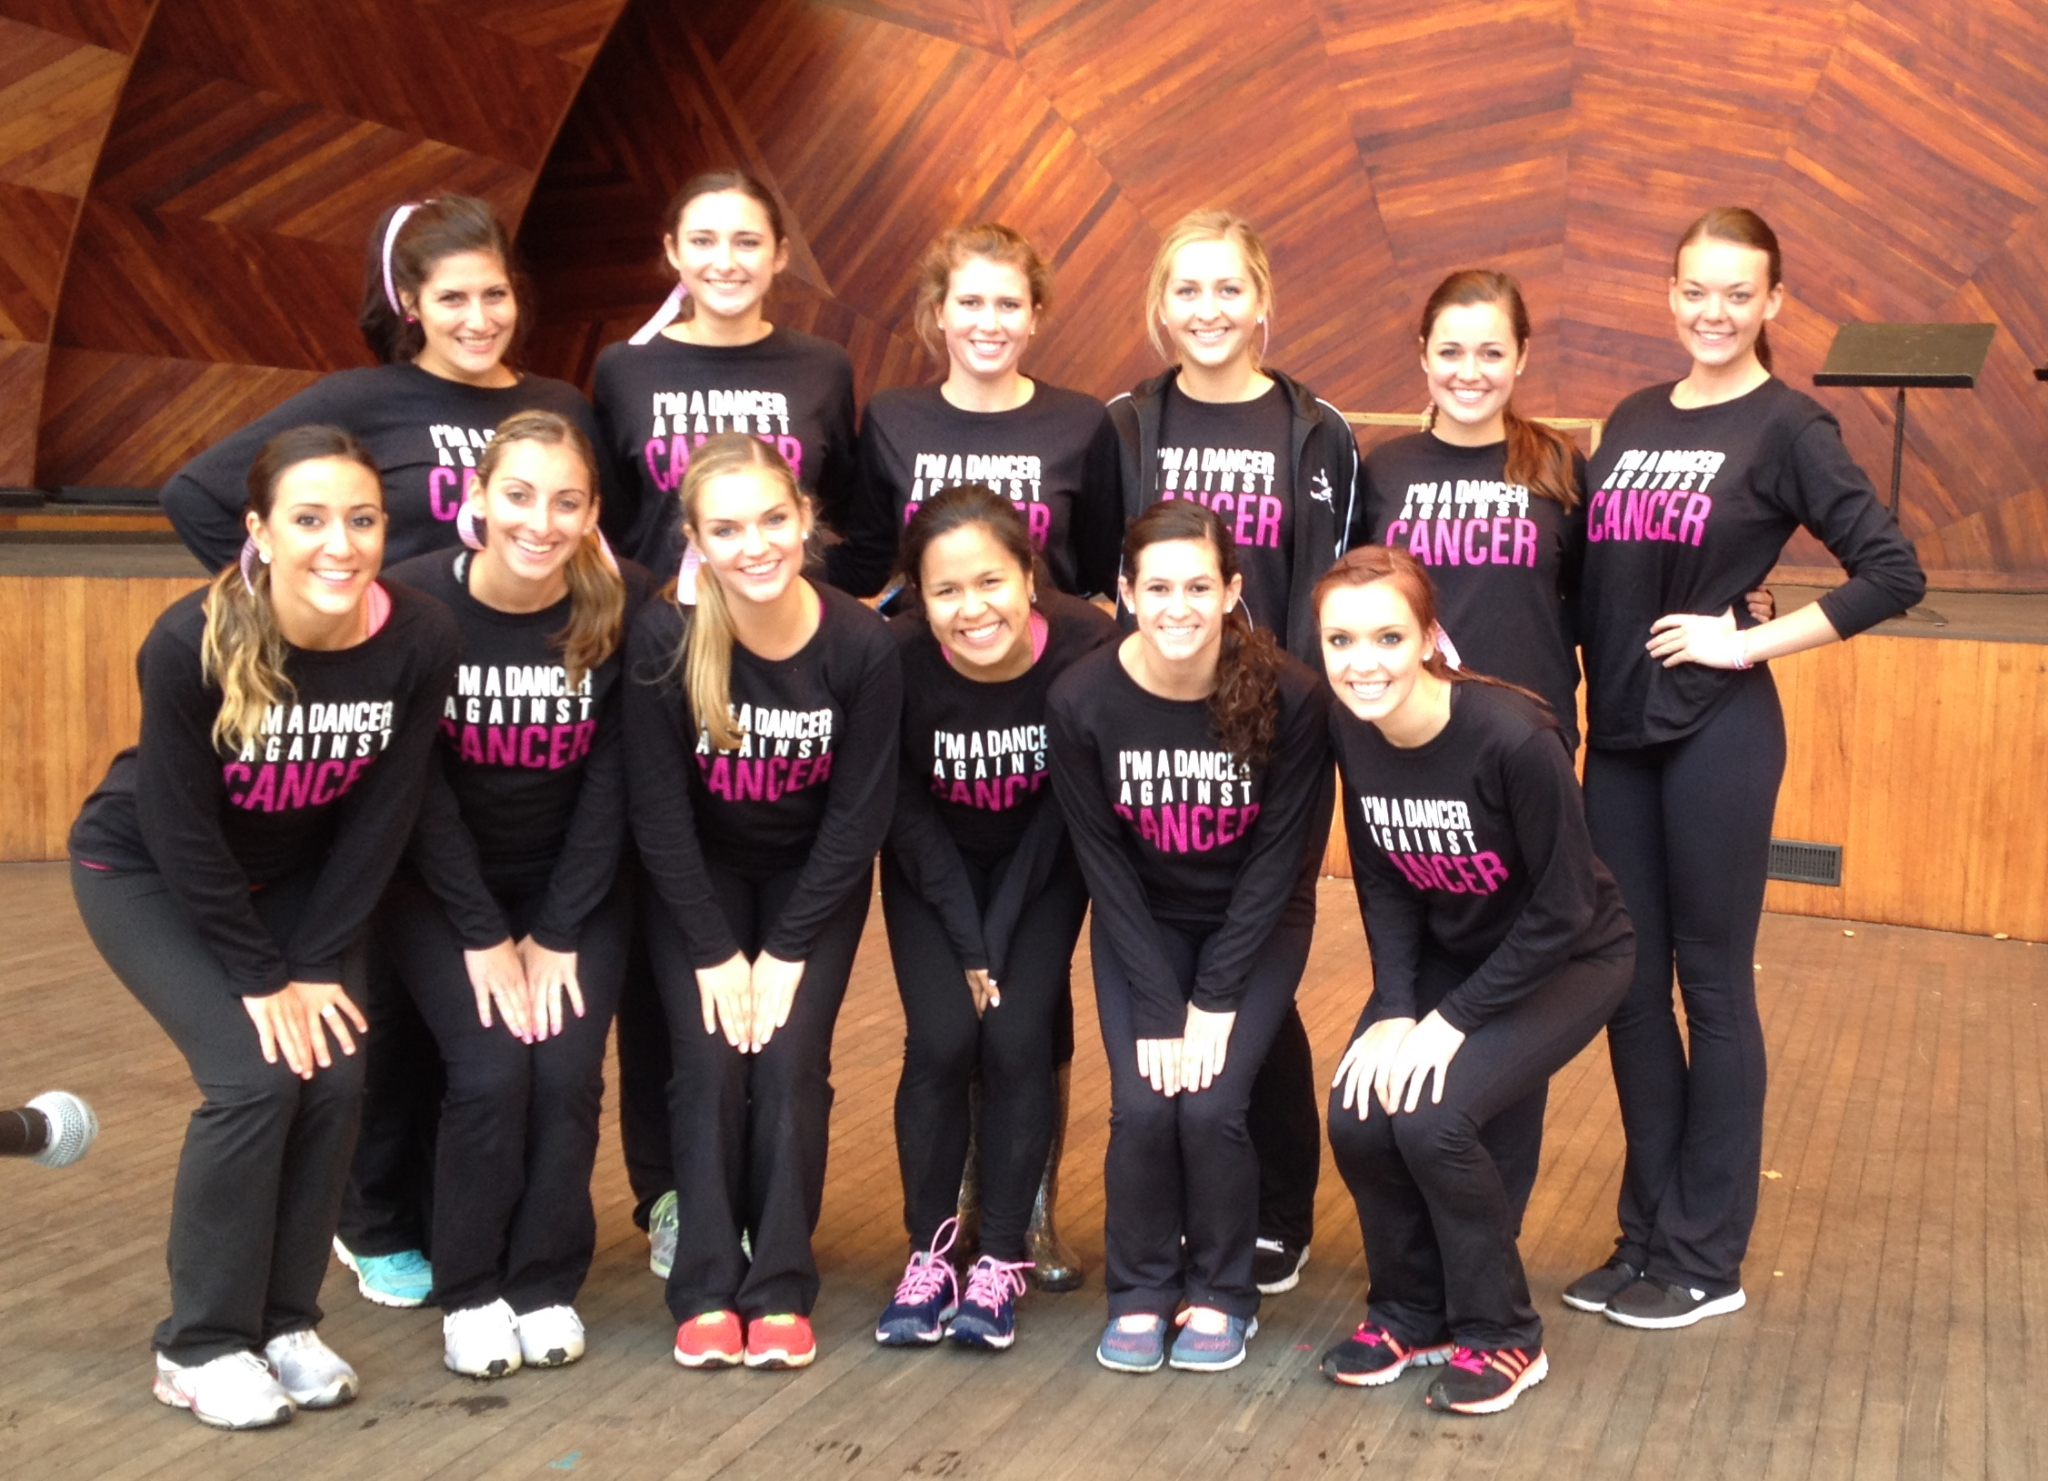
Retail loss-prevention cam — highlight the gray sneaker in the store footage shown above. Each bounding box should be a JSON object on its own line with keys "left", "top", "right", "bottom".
{"left": 648, "top": 1190, "right": 678, "bottom": 1280}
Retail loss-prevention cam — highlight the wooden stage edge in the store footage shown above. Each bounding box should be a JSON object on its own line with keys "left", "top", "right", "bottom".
{"left": 5, "top": 865, "right": 2045, "bottom": 1480}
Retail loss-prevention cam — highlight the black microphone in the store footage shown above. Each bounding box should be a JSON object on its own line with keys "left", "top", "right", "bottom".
{"left": 0, "top": 1092, "right": 99, "bottom": 1167}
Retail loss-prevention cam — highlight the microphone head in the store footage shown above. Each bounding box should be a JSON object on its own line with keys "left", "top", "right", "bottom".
{"left": 26, "top": 1091, "right": 98, "bottom": 1168}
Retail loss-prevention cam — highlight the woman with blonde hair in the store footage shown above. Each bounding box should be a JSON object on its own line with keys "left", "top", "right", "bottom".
{"left": 625, "top": 431, "right": 900, "bottom": 1371}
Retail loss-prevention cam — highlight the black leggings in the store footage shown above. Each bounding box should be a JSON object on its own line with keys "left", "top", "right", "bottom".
{"left": 881, "top": 847, "right": 1089, "bottom": 1260}
{"left": 1093, "top": 908, "right": 1312, "bottom": 1321}
{"left": 336, "top": 953, "right": 440, "bottom": 1257}
{"left": 1584, "top": 667, "right": 1786, "bottom": 1293}
{"left": 1246, "top": 1007, "right": 1322, "bottom": 1249}
{"left": 72, "top": 862, "right": 366, "bottom": 1365}
{"left": 1329, "top": 946, "right": 1631, "bottom": 1350}
{"left": 377, "top": 867, "right": 630, "bottom": 1314}
{"left": 613, "top": 858, "right": 674, "bottom": 1231}
{"left": 647, "top": 860, "right": 871, "bottom": 1322}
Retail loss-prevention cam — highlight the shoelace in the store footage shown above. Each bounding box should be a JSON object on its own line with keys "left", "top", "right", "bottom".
{"left": 961, "top": 1256, "right": 1032, "bottom": 1311}
{"left": 1447, "top": 1345, "right": 1488, "bottom": 1375}
{"left": 1353, "top": 1322, "right": 1395, "bottom": 1350}
{"left": 381, "top": 1249, "right": 431, "bottom": 1275}
{"left": 891, "top": 1218, "right": 961, "bottom": 1306}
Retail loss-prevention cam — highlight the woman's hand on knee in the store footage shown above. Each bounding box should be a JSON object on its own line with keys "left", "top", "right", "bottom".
{"left": 965, "top": 968, "right": 999, "bottom": 1017}
{"left": 1135, "top": 1037, "right": 1183, "bottom": 1097}
{"left": 244, "top": 989, "right": 313, "bottom": 1079}
{"left": 1387, "top": 1010, "right": 1466, "bottom": 1114}
{"left": 1178, "top": 1005, "right": 1236, "bottom": 1092}
{"left": 748, "top": 954, "right": 805, "bottom": 1052}
{"left": 517, "top": 937, "right": 584, "bottom": 1041}
{"left": 696, "top": 952, "right": 753, "bottom": 1048}
{"left": 1334, "top": 1017, "right": 1413, "bottom": 1118}
{"left": 466, "top": 939, "right": 534, "bottom": 1042}
{"left": 293, "top": 981, "right": 367, "bottom": 1071}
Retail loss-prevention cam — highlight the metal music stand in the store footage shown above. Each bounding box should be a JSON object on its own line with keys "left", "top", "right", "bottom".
{"left": 1812, "top": 322, "right": 1995, "bottom": 516}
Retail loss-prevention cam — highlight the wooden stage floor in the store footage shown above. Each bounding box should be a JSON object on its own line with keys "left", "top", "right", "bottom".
{"left": 4, "top": 862, "right": 2042, "bottom": 1480}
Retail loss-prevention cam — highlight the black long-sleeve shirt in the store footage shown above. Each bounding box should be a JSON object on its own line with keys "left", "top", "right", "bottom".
{"left": 1361, "top": 432, "right": 1587, "bottom": 749}
{"left": 1047, "top": 643, "right": 1333, "bottom": 1037}
{"left": 624, "top": 581, "right": 900, "bottom": 968}
{"left": 69, "top": 582, "right": 460, "bottom": 995}
{"left": 386, "top": 550, "right": 653, "bottom": 951}
{"left": 590, "top": 329, "right": 859, "bottom": 575}
{"left": 840, "top": 382, "right": 1125, "bottom": 599}
{"left": 888, "top": 591, "right": 1118, "bottom": 977}
{"left": 159, "top": 364, "right": 606, "bottom": 571}
{"left": 1335, "top": 682, "right": 1632, "bottom": 1034}
{"left": 1579, "top": 377, "right": 1926, "bottom": 749}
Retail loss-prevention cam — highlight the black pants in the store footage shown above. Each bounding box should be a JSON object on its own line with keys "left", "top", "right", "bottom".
{"left": 1247, "top": 1008, "right": 1321, "bottom": 1248}
{"left": 1094, "top": 908, "right": 1312, "bottom": 1321}
{"left": 1584, "top": 668, "right": 1785, "bottom": 1293}
{"left": 1330, "top": 946, "right": 1629, "bottom": 1349}
{"left": 648, "top": 860, "right": 871, "bottom": 1322}
{"left": 73, "top": 862, "right": 367, "bottom": 1365}
{"left": 378, "top": 867, "right": 630, "bottom": 1314}
{"left": 882, "top": 847, "right": 1089, "bottom": 1260}
{"left": 336, "top": 946, "right": 440, "bottom": 1258}
{"left": 611, "top": 857, "right": 674, "bottom": 1231}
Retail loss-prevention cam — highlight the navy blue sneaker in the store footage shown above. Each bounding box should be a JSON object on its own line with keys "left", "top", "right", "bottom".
{"left": 948, "top": 1255, "right": 1031, "bottom": 1351}
{"left": 1168, "top": 1308, "right": 1257, "bottom": 1372}
{"left": 1096, "top": 1314, "right": 1168, "bottom": 1373}
{"left": 876, "top": 1219, "right": 960, "bottom": 1346}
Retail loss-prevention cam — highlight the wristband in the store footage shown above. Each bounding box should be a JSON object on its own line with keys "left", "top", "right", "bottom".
{"left": 1733, "top": 630, "right": 1751, "bottom": 670}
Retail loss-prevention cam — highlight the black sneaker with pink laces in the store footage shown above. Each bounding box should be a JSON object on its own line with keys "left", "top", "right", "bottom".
{"left": 1319, "top": 1322, "right": 1454, "bottom": 1387}
{"left": 1423, "top": 1345, "right": 1549, "bottom": 1414}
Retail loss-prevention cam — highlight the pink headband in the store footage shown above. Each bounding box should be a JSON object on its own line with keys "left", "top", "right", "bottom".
{"left": 381, "top": 203, "right": 423, "bottom": 316}
{"left": 239, "top": 536, "right": 262, "bottom": 595}
{"left": 1431, "top": 623, "right": 1463, "bottom": 670}
{"left": 628, "top": 283, "right": 690, "bottom": 346}
{"left": 677, "top": 541, "right": 701, "bottom": 605}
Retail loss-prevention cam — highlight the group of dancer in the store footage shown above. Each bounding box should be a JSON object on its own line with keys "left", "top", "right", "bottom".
{"left": 70, "top": 169, "right": 1925, "bottom": 1431}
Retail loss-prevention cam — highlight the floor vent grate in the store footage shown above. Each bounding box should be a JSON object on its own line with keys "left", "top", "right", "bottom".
{"left": 1768, "top": 839, "right": 1843, "bottom": 887}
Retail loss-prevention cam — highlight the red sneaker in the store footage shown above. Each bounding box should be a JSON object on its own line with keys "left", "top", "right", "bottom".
{"left": 744, "top": 1313, "right": 816, "bottom": 1369}
{"left": 673, "top": 1310, "right": 743, "bottom": 1369}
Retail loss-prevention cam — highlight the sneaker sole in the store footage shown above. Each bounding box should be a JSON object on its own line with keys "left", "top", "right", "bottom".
{"left": 673, "top": 1346, "right": 742, "bottom": 1369}
{"left": 1325, "top": 1344, "right": 1454, "bottom": 1387}
{"left": 1604, "top": 1288, "right": 1747, "bottom": 1330}
{"left": 744, "top": 1348, "right": 816, "bottom": 1370}
{"left": 444, "top": 1357, "right": 521, "bottom": 1379}
{"left": 1095, "top": 1348, "right": 1163, "bottom": 1374}
{"left": 1254, "top": 1245, "right": 1310, "bottom": 1296}
{"left": 1560, "top": 1289, "right": 1618, "bottom": 1314}
{"left": 153, "top": 1377, "right": 292, "bottom": 1430}
{"left": 875, "top": 1327, "right": 947, "bottom": 1347}
{"left": 281, "top": 1378, "right": 358, "bottom": 1409}
{"left": 1428, "top": 1350, "right": 1549, "bottom": 1415}
{"left": 522, "top": 1347, "right": 581, "bottom": 1368}
{"left": 947, "top": 1324, "right": 1016, "bottom": 1351}
{"left": 332, "top": 1241, "right": 429, "bottom": 1310}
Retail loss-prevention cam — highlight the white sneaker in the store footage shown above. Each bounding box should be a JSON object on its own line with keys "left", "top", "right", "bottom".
{"left": 263, "top": 1328, "right": 359, "bottom": 1408}
{"left": 443, "top": 1299, "right": 523, "bottom": 1379}
{"left": 153, "top": 1350, "right": 293, "bottom": 1429}
{"left": 516, "top": 1304, "right": 586, "bottom": 1368}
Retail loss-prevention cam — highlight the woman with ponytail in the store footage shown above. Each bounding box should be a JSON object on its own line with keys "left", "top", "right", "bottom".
{"left": 161, "top": 196, "right": 604, "bottom": 572}
{"left": 379, "top": 411, "right": 651, "bottom": 1378}
{"left": 624, "top": 432, "right": 899, "bottom": 1372}
{"left": 1567, "top": 208, "right": 1923, "bottom": 1329}
{"left": 591, "top": 169, "right": 858, "bottom": 576}
{"left": 1312, "top": 547, "right": 1632, "bottom": 1415}
{"left": 1047, "top": 500, "right": 1332, "bottom": 1375}
{"left": 873, "top": 486, "right": 1117, "bottom": 1353}
{"left": 69, "top": 427, "right": 460, "bottom": 1429}
{"left": 1109, "top": 209, "right": 1356, "bottom": 1293}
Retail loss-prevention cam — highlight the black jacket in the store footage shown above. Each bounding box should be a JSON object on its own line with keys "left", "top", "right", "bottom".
{"left": 1106, "top": 366, "right": 1360, "bottom": 664}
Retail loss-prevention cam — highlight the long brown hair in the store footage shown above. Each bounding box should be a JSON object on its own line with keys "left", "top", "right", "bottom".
{"left": 202, "top": 426, "right": 383, "bottom": 755}
{"left": 471, "top": 410, "right": 624, "bottom": 690}
{"left": 1142, "top": 209, "right": 1274, "bottom": 366}
{"left": 1418, "top": 269, "right": 1579, "bottom": 510}
{"left": 911, "top": 223, "right": 1053, "bottom": 358}
{"left": 358, "top": 195, "right": 526, "bottom": 365}
{"left": 672, "top": 432, "right": 809, "bottom": 750}
{"left": 1673, "top": 206, "right": 1783, "bottom": 372}
{"left": 1122, "top": 500, "right": 1282, "bottom": 769}
{"left": 1312, "top": 546, "right": 1548, "bottom": 709}
{"left": 661, "top": 170, "right": 786, "bottom": 325}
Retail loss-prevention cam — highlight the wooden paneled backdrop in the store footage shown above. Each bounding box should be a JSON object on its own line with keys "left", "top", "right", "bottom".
{"left": 0, "top": 1, "right": 2044, "bottom": 582}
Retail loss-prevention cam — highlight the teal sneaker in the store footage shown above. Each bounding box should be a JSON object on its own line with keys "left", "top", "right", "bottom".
{"left": 333, "top": 1238, "right": 432, "bottom": 1308}
{"left": 648, "top": 1190, "right": 679, "bottom": 1280}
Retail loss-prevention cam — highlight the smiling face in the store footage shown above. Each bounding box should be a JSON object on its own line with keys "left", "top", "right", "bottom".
{"left": 1670, "top": 237, "right": 1782, "bottom": 371}
{"left": 1160, "top": 237, "right": 1264, "bottom": 373}
{"left": 249, "top": 456, "right": 386, "bottom": 638}
{"left": 406, "top": 249, "right": 517, "bottom": 384}
{"left": 687, "top": 464, "right": 810, "bottom": 608}
{"left": 1120, "top": 535, "right": 1241, "bottom": 669}
{"left": 939, "top": 255, "right": 1039, "bottom": 385}
{"left": 664, "top": 189, "right": 789, "bottom": 327}
{"left": 473, "top": 437, "right": 597, "bottom": 595}
{"left": 1422, "top": 299, "right": 1526, "bottom": 443}
{"left": 919, "top": 521, "right": 1036, "bottom": 680}
{"left": 1319, "top": 579, "right": 1434, "bottom": 728}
